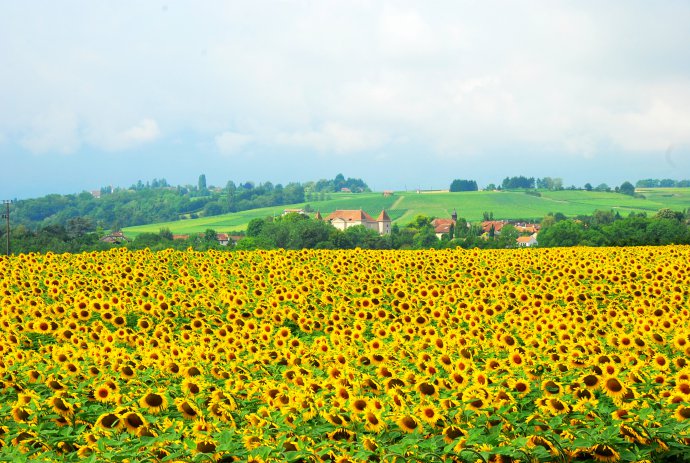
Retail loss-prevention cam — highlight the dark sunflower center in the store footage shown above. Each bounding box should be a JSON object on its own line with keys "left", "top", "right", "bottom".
{"left": 145, "top": 394, "right": 163, "bottom": 407}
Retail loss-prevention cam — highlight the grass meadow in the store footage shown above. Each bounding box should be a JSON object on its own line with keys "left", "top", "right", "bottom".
{"left": 122, "top": 188, "right": 690, "bottom": 237}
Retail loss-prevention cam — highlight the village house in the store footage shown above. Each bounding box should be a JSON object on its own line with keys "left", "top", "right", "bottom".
{"left": 515, "top": 222, "right": 541, "bottom": 234}
{"left": 323, "top": 209, "right": 391, "bottom": 235}
{"left": 431, "top": 210, "right": 458, "bottom": 239}
{"left": 216, "top": 233, "right": 231, "bottom": 246}
{"left": 481, "top": 220, "right": 509, "bottom": 235}
{"left": 100, "top": 231, "right": 129, "bottom": 244}
{"left": 517, "top": 234, "right": 538, "bottom": 247}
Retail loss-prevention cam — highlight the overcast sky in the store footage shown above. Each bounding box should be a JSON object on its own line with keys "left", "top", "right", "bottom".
{"left": 1, "top": 1, "right": 689, "bottom": 199}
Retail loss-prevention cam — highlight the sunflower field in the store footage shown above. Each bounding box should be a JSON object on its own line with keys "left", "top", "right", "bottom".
{"left": 1, "top": 246, "right": 689, "bottom": 462}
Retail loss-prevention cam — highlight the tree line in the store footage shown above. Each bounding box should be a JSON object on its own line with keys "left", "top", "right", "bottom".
{"left": 3, "top": 206, "right": 688, "bottom": 255}
{"left": 538, "top": 208, "right": 690, "bottom": 247}
{"left": 451, "top": 176, "right": 690, "bottom": 193}
{"left": 8, "top": 174, "right": 368, "bottom": 232}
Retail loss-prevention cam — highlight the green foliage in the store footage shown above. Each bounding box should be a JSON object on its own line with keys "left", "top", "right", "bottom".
{"left": 539, "top": 210, "right": 690, "bottom": 247}
{"left": 502, "top": 176, "right": 535, "bottom": 189}
{"left": 619, "top": 181, "right": 635, "bottom": 196}
{"left": 536, "top": 177, "right": 563, "bottom": 190}
{"left": 636, "top": 178, "right": 689, "bottom": 188}
{"left": 449, "top": 179, "right": 478, "bottom": 192}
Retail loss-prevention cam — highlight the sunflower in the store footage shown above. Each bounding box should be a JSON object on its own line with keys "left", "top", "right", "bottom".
{"left": 323, "top": 412, "right": 348, "bottom": 427}
{"left": 527, "top": 435, "right": 558, "bottom": 456}
{"left": 547, "top": 398, "right": 570, "bottom": 416}
{"left": 508, "top": 378, "right": 530, "bottom": 397}
{"left": 602, "top": 377, "right": 627, "bottom": 399}
{"left": 183, "top": 365, "right": 203, "bottom": 378}
{"left": 175, "top": 398, "right": 200, "bottom": 420}
{"left": 195, "top": 439, "right": 217, "bottom": 455}
{"left": 507, "top": 349, "right": 525, "bottom": 367}
{"left": 396, "top": 414, "right": 420, "bottom": 433}
{"left": 541, "top": 380, "right": 562, "bottom": 396}
{"left": 675, "top": 406, "right": 690, "bottom": 421}
{"left": 119, "top": 410, "right": 147, "bottom": 434}
{"left": 416, "top": 381, "right": 437, "bottom": 397}
{"left": 619, "top": 424, "right": 649, "bottom": 444}
{"left": 327, "top": 428, "right": 355, "bottom": 442}
{"left": 95, "top": 412, "right": 122, "bottom": 432}
{"left": 363, "top": 411, "right": 386, "bottom": 432}
{"left": 362, "top": 436, "right": 378, "bottom": 452}
{"left": 464, "top": 387, "right": 489, "bottom": 412}
{"left": 139, "top": 391, "right": 169, "bottom": 414}
{"left": 93, "top": 384, "right": 117, "bottom": 403}
{"left": 27, "top": 370, "right": 42, "bottom": 384}
{"left": 45, "top": 375, "right": 67, "bottom": 392}
{"left": 191, "top": 417, "right": 217, "bottom": 436}
{"left": 181, "top": 378, "right": 205, "bottom": 396}
{"left": 581, "top": 374, "right": 600, "bottom": 389}
{"left": 417, "top": 402, "right": 442, "bottom": 426}
{"left": 349, "top": 397, "right": 369, "bottom": 414}
{"left": 119, "top": 364, "right": 136, "bottom": 380}
{"left": 442, "top": 425, "right": 467, "bottom": 445}
{"left": 652, "top": 353, "right": 670, "bottom": 371}
{"left": 11, "top": 406, "right": 34, "bottom": 424}
{"left": 590, "top": 444, "right": 620, "bottom": 462}
{"left": 50, "top": 394, "right": 76, "bottom": 418}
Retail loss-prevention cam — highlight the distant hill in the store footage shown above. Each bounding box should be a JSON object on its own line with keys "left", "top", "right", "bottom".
{"left": 122, "top": 188, "right": 690, "bottom": 237}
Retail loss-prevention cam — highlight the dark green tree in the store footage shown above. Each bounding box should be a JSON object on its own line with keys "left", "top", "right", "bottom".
{"left": 537, "top": 220, "right": 586, "bottom": 247}
{"left": 619, "top": 181, "right": 635, "bottom": 196}
{"left": 449, "top": 179, "right": 478, "bottom": 192}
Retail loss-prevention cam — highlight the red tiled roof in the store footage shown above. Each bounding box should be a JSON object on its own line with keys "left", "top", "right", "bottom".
{"left": 376, "top": 210, "right": 391, "bottom": 222}
{"left": 325, "top": 210, "right": 376, "bottom": 222}
{"left": 431, "top": 218, "right": 455, "bottom": 234}
{"left": 481, "top": 221, "right": 507, "bottom": 233}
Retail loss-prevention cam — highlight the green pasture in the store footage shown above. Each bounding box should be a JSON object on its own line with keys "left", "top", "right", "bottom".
{"left": 123, "top": 188, "right": 690, "bottom": 237}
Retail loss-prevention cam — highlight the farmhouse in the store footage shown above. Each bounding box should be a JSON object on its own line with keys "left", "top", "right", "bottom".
{"left": 515, "top": 223, "right": 541, "bottom": 234}
{"left": 100, "top": 231, "right": 129, "bottom": 244}
{"left": 481, "top": 220, "right": 509, "bottom": 235}
{"left": 323, "top": 209, "right": 391, "bottom": 235}
{"left": 431, "top": 210, "right": 458, "bottom": 239}
{"left": 216, "top": 233, "right": 231, "bottom": 246}
{"left": 517, "top": 234, "right": 538, "bottom": 247}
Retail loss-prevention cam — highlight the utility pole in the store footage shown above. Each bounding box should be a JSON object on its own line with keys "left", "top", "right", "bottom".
{"left": 1, "top": 200, "right": 10, "bottom": 256}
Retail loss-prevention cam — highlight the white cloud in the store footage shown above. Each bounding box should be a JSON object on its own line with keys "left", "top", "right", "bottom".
{"left": 118, "top": 118, "right": 160, "bottom": 145}
{"left": 20, "top": 109, "right": 80, "bottom": 154}
{"left": 609, "top": 98, "right": 690, "bottom": 152}
{"left": 378, "top": 5, "right": 436, "bottom": 56}
{"left": 3, "top": 1, "right": 690, "bottom": 193}
{"left": 277, "top": 123, "right": 386, "bottom": 154}
{"left": 215, "top": 131, "right": 252, "bottom": 154}
{"left": 92, "top": 118, "right": 161, "bottom": 151}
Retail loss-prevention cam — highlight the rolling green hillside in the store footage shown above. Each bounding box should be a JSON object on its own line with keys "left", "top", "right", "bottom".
{"left": 123, "top": 188, "right": 690, "bottom": 237}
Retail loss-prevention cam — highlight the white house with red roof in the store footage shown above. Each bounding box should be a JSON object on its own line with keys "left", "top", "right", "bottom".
{"left": 323, "top": 209, "right": 391, "bottom": 235}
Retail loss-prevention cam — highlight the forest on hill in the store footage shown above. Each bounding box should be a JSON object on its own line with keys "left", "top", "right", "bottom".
{"left": 8, "top": 174, "right": 368, "bottom": 231}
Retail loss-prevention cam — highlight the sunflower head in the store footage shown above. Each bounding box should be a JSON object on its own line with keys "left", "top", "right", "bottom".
{"left": 139, "top": 391, "right": 169, "bottom": 414}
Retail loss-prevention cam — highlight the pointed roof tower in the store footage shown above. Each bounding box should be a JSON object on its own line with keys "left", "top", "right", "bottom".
{"left": 376, "top": 209, "right": 391, "bottom": 222}
{"left": 314, "top": 210, "right": 322, "bottom": 220}
{"left": 452, "top": 209, "right": 458, "bottom": 222}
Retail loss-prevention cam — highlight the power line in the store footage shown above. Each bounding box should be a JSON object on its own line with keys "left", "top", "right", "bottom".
{"left": 2, "top": 200, "right": 10, "bottom": 256}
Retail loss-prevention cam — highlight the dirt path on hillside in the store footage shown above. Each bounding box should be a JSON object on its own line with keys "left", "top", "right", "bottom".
{"left": 391, "top": 195, "right": 405, "bottom": 209}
